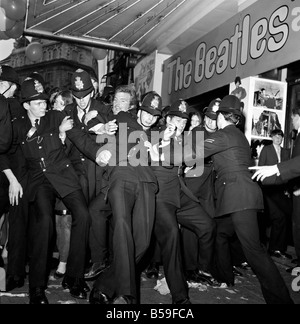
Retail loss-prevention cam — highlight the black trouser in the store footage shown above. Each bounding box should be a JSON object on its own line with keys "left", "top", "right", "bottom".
{"left": 0, "top": 176, "right": 9, "bottom": 251}
{"left": 28, "top": 180, "right": 90, "bottom": 289}
{"left": 181, "top": 228, "right": 199, "bottom": 271}
{"left": 264, "top": 191, "right": 292, "bottom": 252}
{"left": 154, "top": 202, "right": 188, "bottom": 303}
{"left": 94, "top": 179, "right": 155, "bottom": 301}
{"left": 215, "top": 210, "right": 293, "bottom": 304}
{"left": 88, "top": 192, "right": 112, "bottom": 264}
{"left": 292, "top": 196, "right": 300, "bottom": 265}
{"left": 6, "top": 197, "right": 29, "bottom": 279}
{"left": 177, "top": 193, "right": 216, "bottom": 273}
{"left": 0, "top": 176, "right": 9, "bottom": 217}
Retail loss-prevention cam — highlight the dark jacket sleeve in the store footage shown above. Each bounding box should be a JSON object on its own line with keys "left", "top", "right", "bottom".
{"left": 278, "top": 155, "right": 300, "bottom": 182}
{"left": 0, "top": 96, "right": 12, "bottom": 154}
{"left": 66, "top": 125, "right": 102, "bottom": 162}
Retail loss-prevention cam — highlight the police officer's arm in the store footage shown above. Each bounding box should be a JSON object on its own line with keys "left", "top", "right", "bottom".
{"left": 251, "top": 155, "right": 300, "bottom": 183}
{"left": 66, "top": 124, "right": 102, "bottom": 162}
{"left": 54, "top": 110, "right": 100, "bottom": 162}
{"left": 0, "top": 96, "right": 12, "bottom": 153}
{"left": 87, "top": 113, "right": 118, "bottom": 136}
{"left": 0, "top": 121, "right": 23, "bottom": 206}
{"left": 203, "top": 130, "right": 228, "bottom": 157}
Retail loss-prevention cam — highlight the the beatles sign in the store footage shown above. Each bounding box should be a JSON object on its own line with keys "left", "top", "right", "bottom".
{"left": 162, "top": 0, "right": 300, "bottom": 105}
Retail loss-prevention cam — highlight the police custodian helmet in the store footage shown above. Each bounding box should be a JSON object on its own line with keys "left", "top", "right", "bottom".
{"left": 218, "top": 95, "right": 242, "bottom": 117}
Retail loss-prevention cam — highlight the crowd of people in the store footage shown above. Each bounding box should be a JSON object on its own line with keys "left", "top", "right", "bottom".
{"left": 0, "top": 64, "right": 297, "bottom": 304}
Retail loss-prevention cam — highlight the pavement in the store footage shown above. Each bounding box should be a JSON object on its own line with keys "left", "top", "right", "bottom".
{"left": 0, "top": 245, "right": 299, "bottom": 305}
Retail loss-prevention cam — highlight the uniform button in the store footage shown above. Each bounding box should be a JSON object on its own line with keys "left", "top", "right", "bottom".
{"left": 50, "top": 133, "right": 53, "bottom": 136}
{"left": 81, "top": 158, "right": 85, "bottom": 162}
{"left": 39, "top": 146, "right": 42, "bottom": 149}
{"left": 66, "top": 164, "right": 69, "bottom": 167}
{"left": 43, "top": 169, "right": 46, "bottom": 172}
{"left": 223, "top": 182, "right": 226, "bottom": 185}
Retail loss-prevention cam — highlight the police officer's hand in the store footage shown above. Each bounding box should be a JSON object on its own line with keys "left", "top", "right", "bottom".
{"left": 96, "top": 150, "right": 112, "bottom": 166}
{"left": 59, "top": 116, "right": 74, "bottom": 133}
{"left": 84, "top": 110, "right": 98, "bottom": 125}
{"left": 9, "top": 178, "right": 23, "bottom": 206}
{"left": 249, "top": 165, "right": 279, "bottom": 181}
{"left": 164, "top": 123, "right": 176, "bottom": 141}
{"left": 104, "top": 119, "right": 118, "bottom": 135}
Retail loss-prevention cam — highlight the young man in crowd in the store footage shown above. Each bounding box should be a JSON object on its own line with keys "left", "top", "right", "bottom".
{"left": 89, "top": 92, "right": 162, "bottom": 304}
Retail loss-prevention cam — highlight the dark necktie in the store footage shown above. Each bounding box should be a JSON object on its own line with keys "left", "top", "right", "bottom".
{"left": 81, "top": 110, "right": 86, "bottom": 124}
{"left": 27, "top": 119, "right": 39, "bottom": 138}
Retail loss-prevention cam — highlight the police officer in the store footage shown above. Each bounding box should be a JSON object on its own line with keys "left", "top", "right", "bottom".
{"left": 64, "top": 69, "right": 109, "bottom": 202}
{"left": 146, "top": 100, "right": 194, "bottom": 304}
{"left": 89, "top": 92, "right": 161, "bottom": 304}
{"left": 203, "top": 94, "right": 293, "bottom": 304}
{"left": 0, "top": 65, "right": 16, "bottom": 269}
{"left": 180, "top": 99, "right": 220, "bottom": 285}
{"left": 0, "top": 78, "right": 102, "bottom": 303}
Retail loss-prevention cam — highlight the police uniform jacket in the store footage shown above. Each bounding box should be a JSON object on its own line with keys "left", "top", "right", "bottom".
{"left": 151, "top": 126, "right": 188, "bottom": 208}
{"left": 97, "top": 110, "right": 158, "bottom": 189}
{"left": 278, "top": 155, "right": 300, "bottom": 182}
{"left": 204, "top": 124, "right": 264, "bottom": 217}
{"left": 0, "top": 110, "right": 100, "bottom": 201}
{"left": 184, "top": 125, "right": 215, "bottom": 217}
{"left": 8, "top": 97, "right": 24, "bottom": 121}
{"left": 64, "top": 99, "right": 108, "bottom": 199}
{"left": 0, "top": 94, "right": 12, "bottom": 153}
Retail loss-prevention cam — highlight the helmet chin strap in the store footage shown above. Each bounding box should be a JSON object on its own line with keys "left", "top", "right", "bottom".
{"left": 1, "top": 84, "right": 12, "bottom": 97}
{"left": 205, "top": 121, "right": 217, "bottom": 132}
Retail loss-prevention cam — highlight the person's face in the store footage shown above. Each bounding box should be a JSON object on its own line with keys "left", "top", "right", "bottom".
{"left": 167, "top": 116, "right": 187, "bottom": 136}
{"left": 53, "top": 95, "right": 65, "bottom": 111}
{"left": 191, "top": 115, "right": 200, "bottom": 128}
{"left": 216, "top": 113, "right": 224, "bottom": 129}
{"left": 113, "top": 92, "right": 131, "bottom": 115}
{"left": 74, "top": 92, "right": 93, "bottom": 111}
{"left": 24, "top": 100, "right": 47, "bottom": 119}
{"left": 91, "top": 79, "right": 99, "bottom": 93}
{"left": 272, "top": 134, "right": 283, "bottom": 146}
{"left": 291, "top": 113, "right": 300, "bottom": 130}
{"left": 204, "top": 115, "right": 217, "bottom": 132}
{"left": 138, "top": 110, "right": 158, "bottom": 129}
